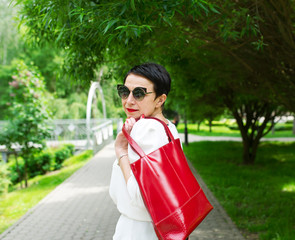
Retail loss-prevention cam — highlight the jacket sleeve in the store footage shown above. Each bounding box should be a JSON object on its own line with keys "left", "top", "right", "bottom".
{"left": 126, "top": 119, "right": 170, "bottom": 208}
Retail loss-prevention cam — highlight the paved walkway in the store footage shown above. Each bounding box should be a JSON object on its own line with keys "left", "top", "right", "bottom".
{"left": 0, "top": 141, "right": 245, "bottom": 240}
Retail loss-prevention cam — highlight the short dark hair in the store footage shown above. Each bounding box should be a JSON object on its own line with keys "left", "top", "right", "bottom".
{"left": 123, "top": 63, "right": 171, "bottom": 98}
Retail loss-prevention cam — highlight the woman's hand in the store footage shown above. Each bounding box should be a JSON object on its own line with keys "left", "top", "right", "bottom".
{"left": 115, "top": 117, "right": 136, "bottom": 158}
{"left": 115, "top": 117, "right": 137, "bottom": 183}
{"left": 124, "top": 117, "right": 136, "bottom": 134}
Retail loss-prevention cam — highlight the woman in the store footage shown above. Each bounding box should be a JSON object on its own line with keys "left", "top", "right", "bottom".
{"left": 109, "top": 63, "right": 182, "bottom": 240}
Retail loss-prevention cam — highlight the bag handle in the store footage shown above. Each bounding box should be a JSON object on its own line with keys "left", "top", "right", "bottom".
{"left": 144, "top": 117, "right": 175, "bottom": 142}
{"left": 122, "top": 116, "right": 175, "bottom": 158}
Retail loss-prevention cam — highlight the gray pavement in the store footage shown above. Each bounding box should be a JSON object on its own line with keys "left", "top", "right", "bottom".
{"left": 0, "top": 141, "right": 245, "bottom": 240}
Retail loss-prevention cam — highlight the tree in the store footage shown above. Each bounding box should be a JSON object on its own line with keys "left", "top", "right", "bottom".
{"left": 1, "top": 60, "right": 52, "bottom": 187}
{"left": 223, "top": 93, "right": 284, "bottom": 164}
{"left": 13, "top": 0, "right": 295, "bottom": 111}
{"left": 14, "top": 0, "right": 294, "bottom": 164}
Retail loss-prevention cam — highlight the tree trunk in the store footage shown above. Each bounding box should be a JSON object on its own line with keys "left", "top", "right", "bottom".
{"left": 242, "top": 138, "right": 259, "bottom": 165}
{"left": 293, "top": 115, "right": 295, "bottom": 135}
{"left": 197, "top": 121, "right": 201, "bottom": 131}
{"left": 184, "top": 118, "right": 189, "bottom": 146}
{"left": 271, "top": 125, "right": 275, "bottom": 135}
{"left": 208, "top": 119, "right": 212, "bottom": 132}
{"left": 14, "top": 153, "right": 23, "bottom": 189}
{"left": 228, "top": 101, "right": 280, "bottom": 165}
{"left": 24, "top": 159, "right": 28, "bottom": 188}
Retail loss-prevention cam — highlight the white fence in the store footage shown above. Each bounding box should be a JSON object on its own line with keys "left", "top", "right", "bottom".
{"left": 0, "top": 118, "right": 123, "bottom": 161}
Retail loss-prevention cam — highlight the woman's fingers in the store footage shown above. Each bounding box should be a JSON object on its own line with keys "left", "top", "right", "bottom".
{"left": 124, "top": 117, "right": 136, "bottom": 133}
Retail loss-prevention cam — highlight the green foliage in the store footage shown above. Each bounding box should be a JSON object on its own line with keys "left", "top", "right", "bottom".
{"left": 63, "top": 144, "right": 75, "bottom": 155}
{"left": 274, "top": 123, "right": 293, "bottom": 132}
{"left": 49, "top": 98, "right": 69, "bottom": 119}
{"left": 69, "top": 102, "right": 86, "bottom": 119}
{"left": 0, "top": 0, "right": 73, "bottom": 119}
{"left": 14, "top": 0, "right": 295, "bottom": 113}
{"left": 0, "top": 60, "right": 52, "bottom": 187}
{"left": 0, "top": 64, "right": 17, "bottom": 120}
{"left": 7, "top": 157, "right": 24, "bottom": 185}
{"left": 63, "top": 149, "right": 93, "bottom": 167}
{"left": 49, "top": 92, "right": 87, "bottom": 119}
{"left": 177, "top": 121, "right": 294, "bottom": 138}
{"left": 53, "top": 145, "right": 74, "bottom": 170}
{"left": 21, "top": 44, "right": 71, "bottom": 94}
{"left": 0, "top": 164, "right": 11, "bottom": 195}
{"left": 0, "top": 0, "right": 20, "bottom": 65}
{"left": 184, "top": 141, "right": 295, "bottom": 240}
{"left": 11, "top": 0, "right": 294, "bottom": 164}
{"left": 13, "top": 0, "right": 215, "bottom": 81}
{"left": 6, "top": 144, "right": 75, "bottom": 184}
{"left": 27, "top": 150, "right": 54, "bottom": 178}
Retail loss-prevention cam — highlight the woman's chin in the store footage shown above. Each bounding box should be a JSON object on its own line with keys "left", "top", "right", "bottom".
{"left": 126, "top": 112, "right": 141, "bottom": 119}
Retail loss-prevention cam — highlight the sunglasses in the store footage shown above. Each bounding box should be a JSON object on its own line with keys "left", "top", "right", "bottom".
{"left": 117, "top": 84, "right": 153, "bottom": 101}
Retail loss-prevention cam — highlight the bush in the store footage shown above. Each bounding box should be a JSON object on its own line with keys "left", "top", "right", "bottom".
{"left": 7, "top": 157, "right": 25, "bottom": 185}
{"left": 53, "top": 145, "right": 74, "bottom": 170}
{"left": 63, "top": 144, "right": 75, "bottom": 155}
{"left": 7, "top": 144, "right": 75, "bottom": 185}
{"left": 27, "top": 144, "right": 74, "bottom": 174}
{"left": 27, "top": 150, "right": 54, "bottom": 178}
{"left": 0, "top": 164, "right": 11, "bottom": 195}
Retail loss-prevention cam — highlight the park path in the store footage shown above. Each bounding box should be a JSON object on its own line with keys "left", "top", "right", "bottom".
{"left": 0, "top": 139, "right": 246, "bottom": 240}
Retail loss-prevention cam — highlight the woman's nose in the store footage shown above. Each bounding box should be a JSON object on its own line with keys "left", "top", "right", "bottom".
{"left": 126, "top": 92, "right": 136, "bottom": 104}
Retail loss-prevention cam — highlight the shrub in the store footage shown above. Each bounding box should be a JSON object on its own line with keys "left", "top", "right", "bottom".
{"left": 0, "top": 163, "right": 11, "bottom": 195}
{"left": 27, "top": 150, "right": 54, "bottom": 178}
{"left": 53, "top": 145, "right": 73, "bottom": 170}
{"left": 7, "top": 157, "right": 25, "bottom": 185}
{"left": 63, "top": 144, "right": 75, "bottom": 155}
{"left": 7, "top": 144, "right": 75, "bottom": 185}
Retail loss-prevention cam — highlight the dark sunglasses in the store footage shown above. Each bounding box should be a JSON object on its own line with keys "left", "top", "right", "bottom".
{"left": 117, "top": 84, "right": 153, "bottom": 101}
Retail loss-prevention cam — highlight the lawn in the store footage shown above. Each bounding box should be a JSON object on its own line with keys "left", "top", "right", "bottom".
{"left": 183, "top": 141, "right": 295, "bottom": 240}
{"left": 177, "top": 122, "right": 295, "bottom": 138}
{"left": 0, "top": 150, "right": 93, "bottom": 234}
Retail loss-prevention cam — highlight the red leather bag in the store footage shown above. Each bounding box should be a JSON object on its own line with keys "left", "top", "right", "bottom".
{"left": 122, "top": 117, "right": 213, "bottom": 240}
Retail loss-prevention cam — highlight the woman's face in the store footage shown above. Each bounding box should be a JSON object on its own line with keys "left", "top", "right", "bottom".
{"left": 122, "top": 73, "right": 163, "bottom": 119}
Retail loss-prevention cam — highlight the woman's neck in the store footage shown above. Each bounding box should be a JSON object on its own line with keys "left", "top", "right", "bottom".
{"left": 152, "top": 112, "right": 168, "bottom": 124}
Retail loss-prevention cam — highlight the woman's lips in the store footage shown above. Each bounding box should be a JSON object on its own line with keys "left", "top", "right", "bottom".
{"left": 126, "top": 108, "right": 138, "bottom": 113}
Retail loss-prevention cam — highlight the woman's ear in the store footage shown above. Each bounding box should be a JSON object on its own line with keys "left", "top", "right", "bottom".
{"left": 156, "top": 94, "right": 167, "bottom": 108}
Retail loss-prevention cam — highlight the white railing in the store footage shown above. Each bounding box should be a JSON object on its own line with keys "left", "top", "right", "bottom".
{"left": 0, "top": 118, "right": 123, "bottom": 161}
{"left": 48, "top": 119, "right": 104, "bottom": 141}
{"left": 46, "top": 118, "right": 123, "bottom": 152}
{"left": 91, "top": 120, "right": 114, "bottom": 153}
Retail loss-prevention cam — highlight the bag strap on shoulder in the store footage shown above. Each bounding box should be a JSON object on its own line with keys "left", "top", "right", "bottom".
{"left": 144, "top": 117, "right": 174, "bottom": 142}
{"left": 122, "top": 116, "right": 175, "bottom": 157}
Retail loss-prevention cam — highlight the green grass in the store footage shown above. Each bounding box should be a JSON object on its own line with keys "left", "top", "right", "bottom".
{"left": 177, "top": 122, "right": 241, "bottom": 137}
{"left": 183, "top": 141, "right": 295, "bottom": 240}
{"left": 0, "top": 150, "right": 93, "bottom": 234}
{"left": 177, "top": 122, "right": 295, "bottom": 138}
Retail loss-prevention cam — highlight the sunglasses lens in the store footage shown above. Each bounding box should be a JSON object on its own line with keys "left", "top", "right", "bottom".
{"left": 117, "top": 85, "right": 149, "bottom": 101}
{"left": 133, "top": 88, "right": 146, "bottom": 101}
{"left": 117, "top": 86, "right": 130, "bottom": 99}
